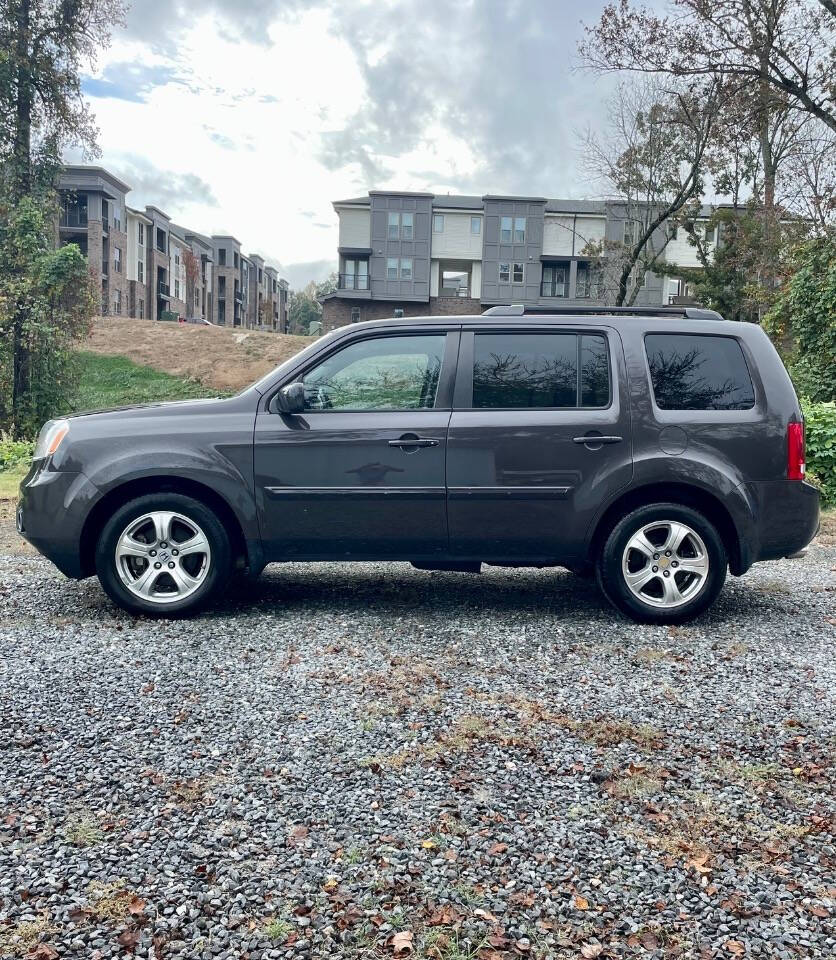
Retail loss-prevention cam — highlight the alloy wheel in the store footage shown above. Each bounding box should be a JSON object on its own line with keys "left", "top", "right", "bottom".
{"left": 621, "top": 520, "right": 709, "bottom": 609}
{"left": 115, "top": 511, "right": 211, "bottom": 605}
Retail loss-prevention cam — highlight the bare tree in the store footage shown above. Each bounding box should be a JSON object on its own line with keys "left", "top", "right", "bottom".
{"left": 579, "top": 78, "right": 720, "bottom": 305}
{"left": 182, "top": 248, "right": 200, "bottom": 319}
{"left": 780, "top": 127, "right": 836, "bottom": 231}
{"left": 580, "top": 0, "right": 836, "bottom": 136}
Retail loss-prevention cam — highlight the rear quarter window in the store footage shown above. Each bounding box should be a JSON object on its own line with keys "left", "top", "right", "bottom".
{"left": 645, "top": 333, "right": 755, "bottom": 411}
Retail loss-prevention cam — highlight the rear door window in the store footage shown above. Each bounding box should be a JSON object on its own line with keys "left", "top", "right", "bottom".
{"left": 645, "top": 334, "right": 755, "bottom": 410}
{"left": 471, "top": 332, "right": 610, "bottom": 408}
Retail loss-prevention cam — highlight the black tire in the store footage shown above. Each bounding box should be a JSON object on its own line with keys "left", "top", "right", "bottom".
{"left": 95, "top": 493, "right": 232, "bottom": 617}
{"left": 596, "top": 502, "right": 727, "bottom": 624}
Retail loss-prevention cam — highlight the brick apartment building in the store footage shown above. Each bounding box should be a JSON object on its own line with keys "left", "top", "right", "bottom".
{"left": 58, "top": 165, "right": 289, "bottom": 332}
{"left": 321, "top": 190, "right": 714, "bottom": 332}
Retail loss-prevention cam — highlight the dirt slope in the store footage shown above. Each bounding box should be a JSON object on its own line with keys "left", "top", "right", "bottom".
{"left": 85, "top": 317, "right": 316, "bottom": 393}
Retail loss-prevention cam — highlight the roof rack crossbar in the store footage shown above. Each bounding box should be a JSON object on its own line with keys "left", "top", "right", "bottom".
{"left": 481, "top": 304, "right": 724, "bottom": 321}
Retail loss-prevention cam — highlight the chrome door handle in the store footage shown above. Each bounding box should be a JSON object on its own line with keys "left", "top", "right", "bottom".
{"left": 573, "top": 435, "right": 623, "bottom": 445}
{"left": 388, "top": 437, "right": 440, "bottom": 448}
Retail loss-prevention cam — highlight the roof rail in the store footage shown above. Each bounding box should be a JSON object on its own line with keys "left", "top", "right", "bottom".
{"left": 481, "top": 304, "right": 725, "bottom": 321}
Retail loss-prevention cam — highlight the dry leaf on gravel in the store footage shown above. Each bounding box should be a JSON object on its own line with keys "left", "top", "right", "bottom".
{"left": 391, "top": 929, "right": 413, "bottom": 954}
{"left": 581, "top": 944, "right": 603, "bottom": 958}
{"left": 573, "top": 894, "right": 590, "bottom": 910}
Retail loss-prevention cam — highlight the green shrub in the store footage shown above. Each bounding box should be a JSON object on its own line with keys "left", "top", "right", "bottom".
{"left": 802, "top": 399, "right": 836, "bottom": 505}
{"left": 0, "top": 433, "right": 34, "bottom": 471}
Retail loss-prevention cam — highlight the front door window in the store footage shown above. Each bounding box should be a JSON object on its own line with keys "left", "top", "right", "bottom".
{"left": 301, "top": 335, "right": 445, "bottom": 411}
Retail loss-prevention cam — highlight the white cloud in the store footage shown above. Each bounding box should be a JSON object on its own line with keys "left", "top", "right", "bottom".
{"left": 83, "top": 1, "right": 618, "bottom": 288}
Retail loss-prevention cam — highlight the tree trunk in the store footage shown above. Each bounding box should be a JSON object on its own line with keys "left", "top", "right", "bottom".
{"left": 12, "top": 0, "right": 33, "bottom": 202}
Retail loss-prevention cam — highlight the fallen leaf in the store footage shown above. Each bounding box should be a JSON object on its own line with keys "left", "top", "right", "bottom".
{"left": 392, "top": 929, "right": 414, "bottom": 955}
{"left": 127, "top": 896, "right": 146, "bottom": 915}
{"left": 473, "top": 907, "right": 499, "bottom": 924}
{"left": 581, "top": 945, "right": 603, "bottom": 958}
{"left": 641, "top": 932, "right": 659, "bottom": 950}
{"left": 421, "top": 838, "right": 437, "bottom": 849}
{"left": 117, "top": 929, "right": 140, "bottom": 949}
{"left": 488, "top": 842, "right": 508, "bottom": 856}
{"left": 724, "top": 941, "right": 745, "bottom": 956}
{"left": 809, "top": 905, "right": 829, "bottom": 918}
{"left": 323, "top": 877, "right": 338, "bottom": 892}
{"left": 573, "top": 894, "right": 590, "bottom": 911}
{"left": 29, "top": 947, "right": 59, "bottom": 960}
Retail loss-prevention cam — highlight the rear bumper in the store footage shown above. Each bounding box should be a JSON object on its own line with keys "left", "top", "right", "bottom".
{"left": 17, "top": 463, "right": 100, "bottom": 578}
{"left": 743, "top": 479, "right": 820, "bottom": 563}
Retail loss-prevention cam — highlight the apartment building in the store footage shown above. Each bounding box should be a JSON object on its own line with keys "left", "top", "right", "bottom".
{"left": 57, "top": 164, "right": 288, "bottom": 330}
{"left": 322, "top": 190, "right": 716, "bottom": 331}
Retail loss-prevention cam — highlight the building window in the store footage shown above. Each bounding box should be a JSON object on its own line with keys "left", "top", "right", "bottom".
{"left": 138, "top": 222, "right": 144, "bottom": 246}
{"left": 350, "top": 307, "right": 361, "bottom": 323}
{"left": 623, "top": 221, "right": 636, "bottom": 247}
{"left": 218, "top": 300, "right": 225, "bottom": 324}
{"left": 218, "top": 275, "right": 226, "bottom": 296}
{"left": 576, "top": 262, "right": 592, "bottom": 298}
{"left": 234, "top": 251, "right": 239, "bottom": 269}
{"left": 541, "top": 262, "right": 568, "bottom": 297}
{"left": 500, "top": 216, "right": 512, "bottom": 243}
{"left": 138, "top": 299, "right": 144, "bottom": 319}
{"left": 471, "top": 216, "right": 481, "bottom": 236}
{"left": 386, "top": 257, "right": 399, "bottom": 280}
{"left": 174, "top": 279, "right": 180, "bottom": 299}
{"left": 514, "top": 218, "right": 526, "bottom": 244}
{"left": 113, "top": 247, "right": 122, "bottom": 273}
{"left": 513, "top": 262, "right": 525, "bottom": 283}
{"left": 218, "top": 248, "right": 227, "bottom": 266}
{"left": 342, "top": 258, "right": 369, "bottom": 290}
{"left": 668, "top": 223, "right": 678, "bottom": 240}
{"left": 113, "top": 290, "right": 121, "bottom": 315}
{"left": 499, "top": 262, "right": 510, "bottom": 283}
{"left": 195, "top": 288, "right": 200, "bottom": 307}
{"left": 401, "top": 212, "right": 413, "bottom": 240}
{"left": 113, "top": 207, "right": 122, "bottom": 232}
{"left": 60, "top": 192, "right": 88, "bottom": 228}
{"left": 388, "top": 212, "right": 400, "bottom": 240}
{"left": 156, "top": 228, "right": 166, "bottom": 253}
{"left": 400, "top": 258, "right": 413, "bottom": 280}
{"left": 433, "top": 214, "right": 444, "bottom": 233}
{"left": 393, "top": 308, "right": 405, "bottom": 318}
{"left": 137, "top": 260, "right": 144, "bottom": 283}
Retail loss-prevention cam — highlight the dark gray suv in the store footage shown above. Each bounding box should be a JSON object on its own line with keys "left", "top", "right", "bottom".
{"left": 17, "top": 306, "right": 819, "bottom": 623}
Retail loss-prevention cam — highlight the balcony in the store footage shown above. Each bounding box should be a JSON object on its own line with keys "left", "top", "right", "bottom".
{"left": 158, "top": 282, "right": 170, "bottom": 298}
{"left": 59, "top": 209, "right": 88, "bottom": 229}
{"left": 337, "top": 273, "right": 370, "bottom": 291}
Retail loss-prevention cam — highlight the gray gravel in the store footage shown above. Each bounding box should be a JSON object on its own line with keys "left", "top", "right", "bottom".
{"left": 0, "top": 545, "right": 834, "bottom": 960}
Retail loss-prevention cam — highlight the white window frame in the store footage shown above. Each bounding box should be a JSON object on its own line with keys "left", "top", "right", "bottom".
{"left": 512, "top": 262, "right": 525, "bottom": 283}
{"left": 514, "top": 217, "right": 526, "bottom": 244}
{"left": 388, "top": 212, "right": 400, "bottom": 240}
{"left": 138, "top": 222, "right": 144, "bottom": 246}
{"left": 386, "top": 257, "right": 399, "bottom": 280}
{"left": 113, "top": 289, "right": 121, "bottom": 314}
{"left": 500, "top": 216, "right": 512, "bottom": 243}
{"left": 401, "top": 212, "right": 414, "bottom": 240}
{"left": 623, "top": 221, "right": 636, "bottom": 247}
{"left": 137, "top": 259, "right": 144, "bottom": 283}
{"left": 113, "top": 246, "right": 121, "bottom": 272}
{"left": 350, "top": 307, "right": 361, "bottom": 323}
{"left": 433, "top": 214, "right": 445, "bottom": 233}
{"left": 498, "top": 262, "right": 511, "bottom": 283}
{"left": 400, "top": 258, "right": 413, "bottom": 280}
{"left": 470, "top": 216, "right": 481, "bottom": 236}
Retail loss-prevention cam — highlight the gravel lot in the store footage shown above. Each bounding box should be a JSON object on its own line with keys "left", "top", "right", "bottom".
{"left": 0, "top": 544, "right": 834, "bottom": 960}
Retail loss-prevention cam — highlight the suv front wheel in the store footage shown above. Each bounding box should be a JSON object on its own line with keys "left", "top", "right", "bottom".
{"left": 597, "top": 503, "right": 727, "bottom": 624}
{"left": 95, "top": 493, "right": 232, "bottom": 617}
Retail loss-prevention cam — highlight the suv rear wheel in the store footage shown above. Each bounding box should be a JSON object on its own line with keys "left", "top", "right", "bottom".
{"left": 597, "top": 503, "right": 727, "bottom": 624}
{"left": 95, "top": 493, "right": 232, "bottom": 617}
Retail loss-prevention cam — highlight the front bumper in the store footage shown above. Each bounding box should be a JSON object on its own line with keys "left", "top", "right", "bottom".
{"left": 744, "top": 479, "right": 821, "bottom": 563}
{"left": 17, "top": 463, "right": 100, "bottom": 578}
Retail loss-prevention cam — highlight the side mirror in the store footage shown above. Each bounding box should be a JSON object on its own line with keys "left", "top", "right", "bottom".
{"left": 275, "top": 382, "right": 306, "bottom": 414}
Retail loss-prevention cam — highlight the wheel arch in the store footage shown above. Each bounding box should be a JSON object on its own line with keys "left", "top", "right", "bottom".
{"left": 79, "top": 475, "right": 250, "bottom": 578}
{"left": 587, "top": 482, "right": 746, "bottom": 575}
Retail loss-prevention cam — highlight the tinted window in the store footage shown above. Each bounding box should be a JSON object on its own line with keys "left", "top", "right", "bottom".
{"left": 472, "top": 333, "right": 609, "bottom": 409}
{"left": 302, "top": 335, "right": 445, "bottom": 411}
{"left": 645, "top": 334, "right": 754, "bottom": 410}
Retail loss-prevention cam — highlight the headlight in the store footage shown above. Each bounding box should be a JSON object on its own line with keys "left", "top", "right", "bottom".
{"left": 33, "top": 420, "right": 70, "bottom": 460}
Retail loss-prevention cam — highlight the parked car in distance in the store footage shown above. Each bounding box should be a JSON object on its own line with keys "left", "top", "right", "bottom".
{"left": 18, "top": 306, "right": 819, "bottom": 623}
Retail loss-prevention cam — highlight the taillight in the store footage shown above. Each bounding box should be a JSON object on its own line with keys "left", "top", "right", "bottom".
{"left": 787, "top": 421, "right": 805, "bottom": 481}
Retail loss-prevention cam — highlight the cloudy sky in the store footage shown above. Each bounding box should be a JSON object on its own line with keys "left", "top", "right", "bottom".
{"left": 73, "top": 0, "right": 623, "bottom": 289}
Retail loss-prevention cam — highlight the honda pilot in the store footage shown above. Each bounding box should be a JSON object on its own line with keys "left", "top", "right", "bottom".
{"left": 17, "top": 306, "right": 820, "bottom": 623}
